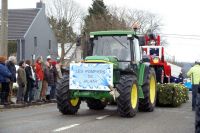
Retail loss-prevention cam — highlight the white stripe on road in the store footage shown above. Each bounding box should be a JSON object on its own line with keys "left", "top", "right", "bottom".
{"left": 53, "top": 124, "right": 80, "bottom": 132}
{"left": 96, "top": 115, "right": 110, "bottom": 120}
{"left": 53, "top": 115, "right": 110, "bottom": 132}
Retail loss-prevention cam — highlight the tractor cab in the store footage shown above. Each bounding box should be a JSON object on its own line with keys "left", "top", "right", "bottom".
{"left": 141, "top": 46, "right": 164, "bottom": 64}
{"left": 87, "top": 31, "right": 143, "bottom": 70}
{"left": 139, "top": 31, "right": 165, "bottom": 64}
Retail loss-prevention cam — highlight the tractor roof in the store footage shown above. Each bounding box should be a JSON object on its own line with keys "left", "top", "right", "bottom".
{"left": 90, "top": 30, "right": 135, "bottom": 36}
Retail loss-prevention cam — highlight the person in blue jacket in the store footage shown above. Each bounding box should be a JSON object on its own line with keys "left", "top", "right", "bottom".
{"left": 0, "top": 56, "right": 12, "bottom": 105}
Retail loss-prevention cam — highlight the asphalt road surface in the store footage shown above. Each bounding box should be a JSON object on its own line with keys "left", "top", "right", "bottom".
{"left": 0, "top": 98, "right": 195, "bottom": 133}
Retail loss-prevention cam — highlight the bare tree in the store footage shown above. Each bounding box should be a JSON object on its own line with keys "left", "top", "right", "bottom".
{"left": 44, "top": 0, "right": 83, "bottom": 62}
{"left": 109, "top": 7, "right": 167, "bottom": 45}
{"left": 109, "top": 7, "right": 163, "bottom": 33}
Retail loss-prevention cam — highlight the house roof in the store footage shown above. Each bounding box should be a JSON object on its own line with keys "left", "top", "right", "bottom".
{"left": 0, "top": 8, "right": 40, "bottom": 40}
{"left": 8, "top": 9, "right": 40, "bottom": 40}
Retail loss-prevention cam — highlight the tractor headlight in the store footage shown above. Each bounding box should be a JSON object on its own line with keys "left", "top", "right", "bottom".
{"left": 153, "top": 57, "right": 159, "bottom": 63}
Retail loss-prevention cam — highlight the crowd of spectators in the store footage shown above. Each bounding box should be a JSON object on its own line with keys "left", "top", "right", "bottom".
{"left": 0, "top": 55, "right": 63, "bottom": 105}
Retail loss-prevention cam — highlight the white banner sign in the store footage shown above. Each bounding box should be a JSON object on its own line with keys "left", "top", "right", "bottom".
{"left": 70, "top": 63, "right": 113, "bottom": 91}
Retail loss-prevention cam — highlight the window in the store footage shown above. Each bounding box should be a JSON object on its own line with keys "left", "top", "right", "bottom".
{"left": 133, "top": 39, "right": 142, "bottom": 63}
{"left": 34, "top": 37, "right": 37, "bottom": 47}
{"left": 92, "top": 36, "right": 131, "bottom": 61}
{"left": 49, "top": 40, "right": 51, "bottom": 49}
{"left": 150, "top": 48, "right": 159, "bottom": 56}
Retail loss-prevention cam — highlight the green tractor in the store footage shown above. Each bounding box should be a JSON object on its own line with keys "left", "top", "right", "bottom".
{"left": 56, "top": 30, "right": 157, "bottom": 117}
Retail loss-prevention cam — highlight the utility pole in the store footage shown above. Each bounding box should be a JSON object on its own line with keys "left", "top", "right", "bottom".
{"left": 0, "top": 0, "right": 8, "bottom": 56}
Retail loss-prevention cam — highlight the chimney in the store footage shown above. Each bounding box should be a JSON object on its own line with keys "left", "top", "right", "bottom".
{"left": 36, "top": 1, "right": 45, "bottom": 9}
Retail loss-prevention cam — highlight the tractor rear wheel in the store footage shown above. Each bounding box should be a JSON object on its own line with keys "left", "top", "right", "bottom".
{"left": 139, "top": 67, "right": 157, "bottom": 112}
{"left": 86, "top": 99, "right": 106, "bottom": 110}
{"left": 116, "top": 74, "right": 139, "bottom": 117}
{"left": 56, "top": 76, "right": 81, "bottom": 114}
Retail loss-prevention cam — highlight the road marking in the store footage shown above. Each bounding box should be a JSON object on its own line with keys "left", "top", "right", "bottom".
{"left": 53, "top": 124, "right": 80, "bottom": 132}
{"left": 96, "top": 115, "right": 110, "bottom": 120}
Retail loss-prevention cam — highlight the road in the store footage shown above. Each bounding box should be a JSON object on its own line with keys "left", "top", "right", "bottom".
{"left": 0, "top": 98, "right": 195, "bottom": 133}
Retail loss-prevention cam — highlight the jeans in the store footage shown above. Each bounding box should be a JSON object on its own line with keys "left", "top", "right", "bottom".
{"left": 24, "top": 82, "right": 34, "bottom": 102}
{"left": 0, "top": 82, "right": 10, "bottom": 104}
{"left": 17, "top": 84, "right": 26, "bottom": 102}
{"left": 8, "top": 82, "right": 13, "bottom": 102}
{"left": 192, "top": 84, "right": 200, "bottom": 109}
{"left": 46, "top": 85, "right": 56, "bottom": 100}
{"left": 34, "top": 80, "right": 42, "bottom": 100}
{"left": 50, "top": 85, "right": 56, "bottom": 99}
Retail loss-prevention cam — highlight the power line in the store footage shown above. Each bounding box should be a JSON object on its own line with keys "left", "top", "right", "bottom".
{"left": 162, "top": 35, "right": 200, "bottom": 41}
{"left": 159, "top": 33, "right": 200, "bottom": 37}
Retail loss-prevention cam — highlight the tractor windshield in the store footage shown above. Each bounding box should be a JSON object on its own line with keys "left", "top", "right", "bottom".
{"left": 92, "top": 36, "right": 131, "bottom": 61}
{"left": 150, "top": 48, "right": 159, "bottom": 56}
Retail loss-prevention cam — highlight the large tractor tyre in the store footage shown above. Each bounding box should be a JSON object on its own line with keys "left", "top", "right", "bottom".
{"left": 139, "top": 67, "right": 157, "bottom": 112}
{"left": 156, "top": 67, "right": 164, "bottom": 84}
{"left": 196, "top": 93, "right": 200, "bottom": 133}
{"left": 86, "top": 99, "right": 106, "bottom": 110}
{"left": 116, "top": 75, "right": 139, "bottom": 117}
{"left": 56, "top": 76, "right": 81, "bottom": 115}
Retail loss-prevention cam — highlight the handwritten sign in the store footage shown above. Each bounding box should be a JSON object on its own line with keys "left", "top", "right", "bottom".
{"left": 70, "top": 63, "right": 113, "bottom": 91}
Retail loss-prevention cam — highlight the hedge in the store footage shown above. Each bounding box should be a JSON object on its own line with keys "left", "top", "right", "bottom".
{"left": 157, "top": 83, "right": 189, "bottom": 107}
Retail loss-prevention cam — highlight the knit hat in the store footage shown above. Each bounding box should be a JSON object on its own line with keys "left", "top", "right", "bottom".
{"left": 51, "top": 60, "right": 57, "bottom": 66}
{"left": 47, "top": 55, "right": 51, "bottom": 59}
{"left": 0, "top": 56, "right": 7, "bottom": 63}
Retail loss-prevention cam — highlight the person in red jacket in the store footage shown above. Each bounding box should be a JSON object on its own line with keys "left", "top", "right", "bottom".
{"left": 35, "top": 56, "right": 44, "bottom": 101}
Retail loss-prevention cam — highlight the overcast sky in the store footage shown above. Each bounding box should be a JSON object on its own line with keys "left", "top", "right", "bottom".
{"left": 2, "top": 0, "right": 200, "bottom": 62}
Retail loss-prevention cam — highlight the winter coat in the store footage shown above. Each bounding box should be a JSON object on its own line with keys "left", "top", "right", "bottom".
{"left": 35, "top": 61, "right": 44, "bottom": 81}
{"left": 6, "top": 61, "right": 16, "bottom": 82}
{"left": 17, "top": 67, "right": 27, "bottom": 86}
{"left": 25, "top": 65, "right": 35, "bottom": 87}
{"left": 187, "top": 64, "right": 200, "bottom": 85}
{"left": 0, "top": 63, "right": 12, "bottom": 83}
{"left": 44, "top": 66, "right": 57, "bottom": 86}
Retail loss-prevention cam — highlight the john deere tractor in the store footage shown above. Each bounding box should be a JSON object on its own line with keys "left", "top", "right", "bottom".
{"left": 56, "top": 30, "right": 157, "bottom": 117}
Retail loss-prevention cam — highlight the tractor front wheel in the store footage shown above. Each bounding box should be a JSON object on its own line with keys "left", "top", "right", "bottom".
{"left": 56, "top": 76, "right": 81, "bottom": 115}
{"left": 116, "top": 75, "right": 139, "bottom": 117}
{"left": 139, "top": 67, "right": 157, "bottom": 112}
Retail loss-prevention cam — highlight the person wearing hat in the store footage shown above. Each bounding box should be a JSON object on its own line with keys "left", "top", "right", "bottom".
{"left": 6, "top": 56, "right": 17, "bottom": 104}
{"left": 187, "top": 60, "right": 200, "bottom": 111}
{"left": 16, "top": 60, "right": 27, "bottom": 104}
{"left": 40, "top": 56, "right": 52, "bottom": 102}
{"left": 46, "top": 55, "right": 52, "bottom": 67}
{"left": 35, "top": 56, "right": 44, "bottom": 102}
{"left": 0, "top": 56, "right": 12, "bottom": 105}
{"left": 44, "top": 59, "right": 57, "bottom": 101}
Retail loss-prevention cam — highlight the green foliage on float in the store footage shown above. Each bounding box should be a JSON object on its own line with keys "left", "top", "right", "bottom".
{"left": 157, "top": 83, "right": 189, "bottom": 107}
